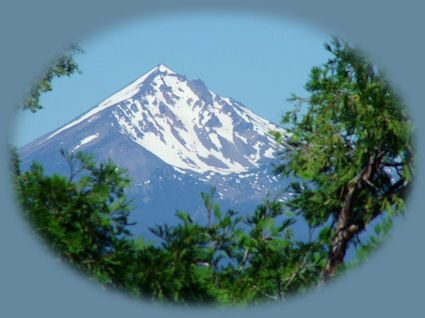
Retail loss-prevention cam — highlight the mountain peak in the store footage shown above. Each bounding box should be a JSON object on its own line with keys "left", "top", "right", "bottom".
{"left": 42, "top": 64, "right": 286, "bottom": 175}
{"left": 155, "top": 63, "right": 175, "bottom": 74}
{"left": 88, "top": 64, "right": 178, "bottom": 111}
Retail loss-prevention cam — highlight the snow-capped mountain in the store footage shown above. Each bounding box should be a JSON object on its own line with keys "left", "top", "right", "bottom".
{"left": 44, "top": 64, "right": 283, "bottom": 175}
{"left": 19, "top": 64, "right": 293, "bottom": 238}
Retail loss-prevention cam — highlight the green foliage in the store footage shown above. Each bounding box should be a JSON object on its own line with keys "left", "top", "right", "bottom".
{"left": 12, "top": 37, "right": 414, "bottom": 305}
{"left": 22, "top": 44, "right": 83, "bottom": 113}
{"left": 346, "top": 214, "right": 394, "bottom": 270}
{"left": 16, "top": 150, "right": 134, "bottom": 282}
{"left": 272, "top": 37, "right": 414, "bottom": 278}
{"left": 10, "top": 146, "right": 21, "bottom": 176}
{"left": 14, "top": 149, "right": 325, "bottom": 305}
{"left": 141, "top": 190, "right": 326, "bottom": 305}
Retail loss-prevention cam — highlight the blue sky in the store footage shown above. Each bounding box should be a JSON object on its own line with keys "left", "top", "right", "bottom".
{"left": 13, "top": 12, "right": 332, "bottom": 147}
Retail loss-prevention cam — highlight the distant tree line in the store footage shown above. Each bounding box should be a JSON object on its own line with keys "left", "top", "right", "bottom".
{"left": 11, "top": 38, "right": 414, "bottom": 306}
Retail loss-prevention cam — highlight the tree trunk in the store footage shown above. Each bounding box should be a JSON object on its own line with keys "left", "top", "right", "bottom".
{"left": 323, "top": 150, "right": 383, "bottom": 281}
{"left": 323, "top": 223, "right": 358, "bottom": 280}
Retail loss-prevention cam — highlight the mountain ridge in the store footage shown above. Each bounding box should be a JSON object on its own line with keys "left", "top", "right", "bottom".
{"left": 19, "top": 64, "right": 296, "bottom": 238}
{"left": 27, "top": 64, "right": 285, "bottom": 175}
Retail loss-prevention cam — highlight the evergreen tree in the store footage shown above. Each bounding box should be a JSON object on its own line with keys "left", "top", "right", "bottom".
{"left": 15, "top": 150, "right": 135, "bottom": 283}
{"left": 271, "top": 37, "right": 414, "bottom": 280}
{"left": 21, "top": 44, "right": 82, "bottom": 113}
{"left": 12, "top": 37, "right": 414, "bottom": 305}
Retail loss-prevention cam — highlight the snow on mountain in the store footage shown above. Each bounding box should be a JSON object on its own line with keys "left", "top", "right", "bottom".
{"left": 19, "top": 64, "right": 300, "bottom": 239}
{"left": 40, "top": 64, "right": 286, "bottom": 176}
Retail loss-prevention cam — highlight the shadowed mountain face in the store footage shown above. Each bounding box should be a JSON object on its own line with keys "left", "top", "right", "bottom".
{"left": 19, "top": 64, "right": 304, "bottom": 240}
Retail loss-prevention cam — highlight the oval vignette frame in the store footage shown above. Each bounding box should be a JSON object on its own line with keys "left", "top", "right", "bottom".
{"left": 0, "top": 1, "right": 423, "bottom": 318}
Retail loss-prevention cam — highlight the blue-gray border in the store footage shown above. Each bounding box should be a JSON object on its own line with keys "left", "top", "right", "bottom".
{"left": 1, "top": 1, "right": 423, "bottom": 317}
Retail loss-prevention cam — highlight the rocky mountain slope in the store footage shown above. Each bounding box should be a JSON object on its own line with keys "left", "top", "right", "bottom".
{"left": 19, "top": 64, "right": 296, "bottom": 239}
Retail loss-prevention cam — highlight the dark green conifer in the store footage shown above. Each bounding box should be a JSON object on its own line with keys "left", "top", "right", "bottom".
{"left": 271, "top": 37, "right": 414, "bottom": 280}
